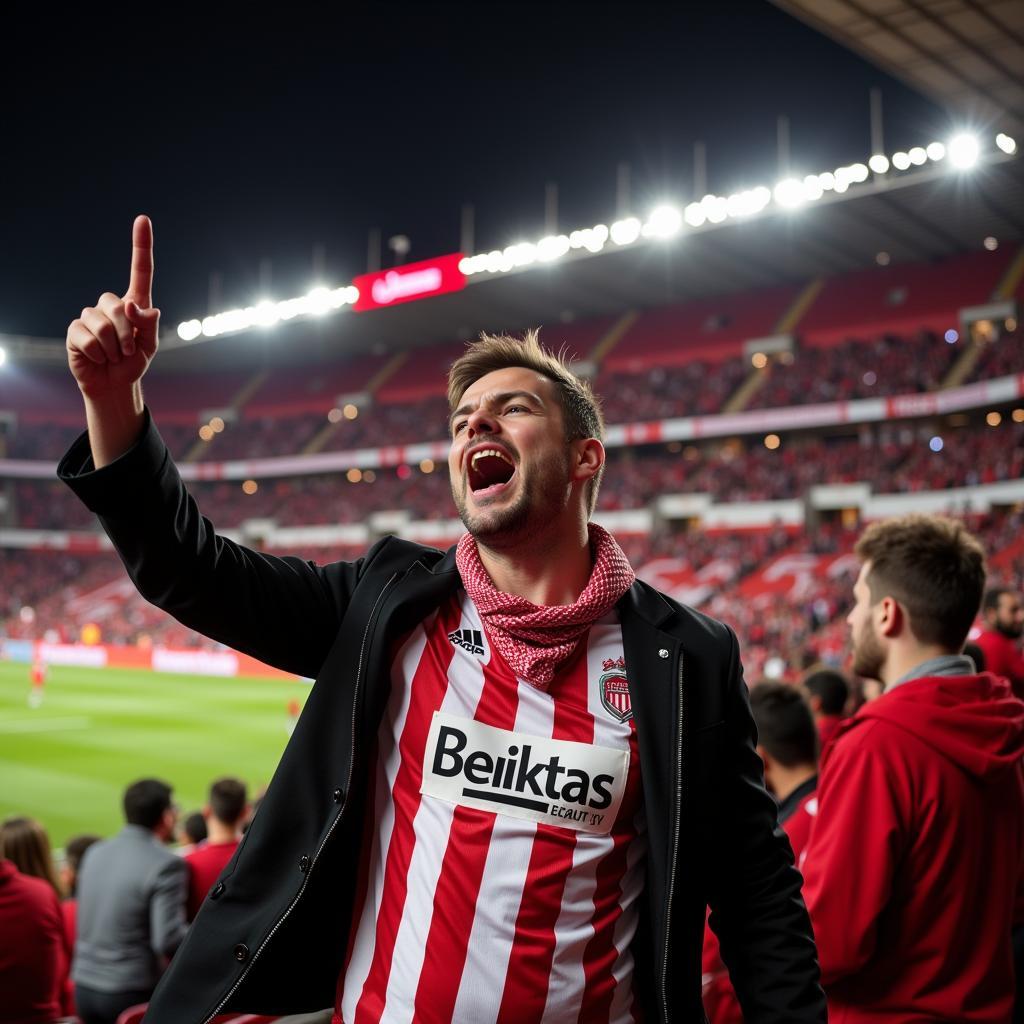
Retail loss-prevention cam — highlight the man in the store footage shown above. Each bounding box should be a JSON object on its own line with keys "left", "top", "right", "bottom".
{"left": 58, "top": 216, "right": 825, "bottom": 1022}
{"left": 0, "top": 855, "right": 67, "bottom": 1024}
{"left": 801, "top": 515, "right": 1024, "bottom": 1023}
{"left": 186, "top": 777, "right": 248, "bottom": 920}
{"left": 72, "top": 778, "right": 187, "bottom": 1024}
{"left": 703, "top": 682, "right": 820, "bottom": 1024}
{"left": 977, "top": 587, "right": 1024, "bottom": 697}
{"left": 801, "top": 667, "right": 848, "bottom": 752}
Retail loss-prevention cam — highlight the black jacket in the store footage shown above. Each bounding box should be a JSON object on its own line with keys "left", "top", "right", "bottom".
{"left": 58, "top": 413, "right": 826, "bottom": 1024}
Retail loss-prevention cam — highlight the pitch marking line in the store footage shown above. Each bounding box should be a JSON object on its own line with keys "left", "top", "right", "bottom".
{"left": 0, "top": 716, "right": 92, "bottom": 734}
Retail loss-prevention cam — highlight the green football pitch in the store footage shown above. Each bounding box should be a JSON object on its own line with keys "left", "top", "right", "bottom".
{"left": 0, "top": 660, "right": 308, "bottom": 851}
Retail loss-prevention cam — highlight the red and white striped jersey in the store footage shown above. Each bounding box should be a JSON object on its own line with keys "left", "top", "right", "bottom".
{"left": 336, "top": 590, "right": 647, "bottom": 1024}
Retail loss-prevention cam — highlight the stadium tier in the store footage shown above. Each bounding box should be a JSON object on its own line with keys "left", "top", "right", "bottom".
{"left": 2, "top": 247, "right": 1022, "bottom": 681}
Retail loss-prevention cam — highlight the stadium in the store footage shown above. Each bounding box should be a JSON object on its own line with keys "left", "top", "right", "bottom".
{"left": 2, "top": 2, "right": 1024, "bottom": 1022}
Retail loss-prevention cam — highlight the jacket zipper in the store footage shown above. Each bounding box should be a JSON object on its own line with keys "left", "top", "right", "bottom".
{"left": 200, "top": 571, "right": 401, "bottom": 1024}
{"left": 660, "top": 649, "right": 685, "bottom": 1024}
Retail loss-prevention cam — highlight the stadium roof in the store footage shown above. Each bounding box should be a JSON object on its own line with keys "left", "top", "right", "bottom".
{"left": 6, "top": 145, "right": 1023, "bottom": 374}
{"left": 773, "top": 0, "right": 1024, "bottom": 137}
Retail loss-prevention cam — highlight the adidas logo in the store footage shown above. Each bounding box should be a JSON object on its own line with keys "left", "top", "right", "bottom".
{"left": 448, "top": 628, "right": 486, "bottom": 657}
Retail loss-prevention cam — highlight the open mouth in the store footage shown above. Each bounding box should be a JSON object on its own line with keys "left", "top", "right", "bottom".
{"left": 467, "top": 447, "right": 516, "bottom": 498}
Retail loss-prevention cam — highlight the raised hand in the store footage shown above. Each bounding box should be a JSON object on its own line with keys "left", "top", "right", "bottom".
{"left": 66, "top": 215, "right": 161, "bottom": 397}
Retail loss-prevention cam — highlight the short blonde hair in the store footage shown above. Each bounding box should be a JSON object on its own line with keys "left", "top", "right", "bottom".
{"left": 447, "top": 329, "right": 605, "bottom": 514}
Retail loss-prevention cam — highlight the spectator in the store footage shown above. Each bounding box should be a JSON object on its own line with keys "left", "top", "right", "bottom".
{"left": 0, "top": 816, "right": 62, "bottom": 899}
{"left": 802, "top": 514, "right": 1024, "bottom": 1022}
{"left": 178, "top": 811, "right": 207, "bottom": 855}
{"left": 0, "top": 856, "right": 66, "bottom": 1024}
{"left": 703, "top": 681, "right": 820, "bottom": 1024}
{"left": 185, "top": 777, "right": 248, "bottom": 921}
{"left": 72, "top": 779, "right": 187, "bottom": 1024}
{"left": 801, "top": 668, "right": 849, "bottom": 752}
{"left": 60, "top": 833, "right": 101, "bottom": 1017}
{"left": 977, "top": 587, "right": 1024, "bottom": 698}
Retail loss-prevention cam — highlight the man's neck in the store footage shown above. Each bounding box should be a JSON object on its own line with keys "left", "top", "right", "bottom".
{"left": 881, "top": 644, "right": 957, "bottom": 686}
{"left": 476, "top": 520, "right": 593, "bottom": 606}
{"left": 771, "top": 764, "right": 817, "bottom": 804}
{"left": 206, "top": 820, "right": 240, "bottom": 845}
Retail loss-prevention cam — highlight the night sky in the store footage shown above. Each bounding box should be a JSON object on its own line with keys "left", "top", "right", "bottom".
{"left": 4, "top": 2, "right": 946, "bottom": 339}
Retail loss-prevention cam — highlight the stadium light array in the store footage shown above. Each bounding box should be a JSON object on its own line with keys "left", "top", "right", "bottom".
{"left": 178, "top": 285, "right": 358, "bottom": 341}
{"left": 177, "top": 129, "right": 1016, "bottom": 340}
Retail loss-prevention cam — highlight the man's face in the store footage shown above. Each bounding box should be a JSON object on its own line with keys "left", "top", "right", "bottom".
{"left": 990, "top": 592, "right": 1024, "bottom": 639}
{"left": 448, "top": 366, "right": 574, "bottom": 547}
{"left": 847, "top": 563, "right": 886, "bottom": 681}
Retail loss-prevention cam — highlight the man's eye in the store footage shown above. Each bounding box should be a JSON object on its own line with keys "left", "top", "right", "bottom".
{"left": 505, "top": 405, "right": 528, "bottom": 414}
{"left": 453, "top": 421, "right": 467, "bottom": 434}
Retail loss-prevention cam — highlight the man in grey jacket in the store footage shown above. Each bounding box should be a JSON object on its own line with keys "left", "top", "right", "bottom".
{"left": 72, "top": 778, "right": 188, "bottom": 1024}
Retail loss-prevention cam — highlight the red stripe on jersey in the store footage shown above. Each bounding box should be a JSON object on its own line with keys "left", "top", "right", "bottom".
{"left": 351, "top": 596, "right": 464, "bottom": 1024}
{"left": 577, "top": 715, "right": 643, "bottom": 1022}
{"left": 495, "top": 643, "right": 594, "bottom": 1022}
{"left": 411, "top": 632, "right": 522, "bottom": 1019}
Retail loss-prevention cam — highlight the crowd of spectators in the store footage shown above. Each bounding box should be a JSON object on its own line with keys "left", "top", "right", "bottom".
{"left": 8, "top": 415, "right": 1021, "bottom": 534}
{"left": 0, "top": 779, "right": 253, "bottom": 1024}
{"left": 4, "top": 321, "right": 1019, "bottom": 466}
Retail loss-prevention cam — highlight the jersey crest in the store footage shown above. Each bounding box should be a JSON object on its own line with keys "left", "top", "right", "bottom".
{"left": 600, "top": 656, "right": 632, "bottom": 722}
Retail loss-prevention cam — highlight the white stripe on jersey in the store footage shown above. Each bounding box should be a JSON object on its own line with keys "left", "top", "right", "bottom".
{"left": 341, "top": 619, "right": 430, "bottom": 1018}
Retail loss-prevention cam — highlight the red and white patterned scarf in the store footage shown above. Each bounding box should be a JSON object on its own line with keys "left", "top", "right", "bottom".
{"left": 456, "top": 523, "right": 636, "bottom": 689}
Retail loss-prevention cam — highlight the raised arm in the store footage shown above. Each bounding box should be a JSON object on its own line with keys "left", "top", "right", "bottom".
{"left": 66, "top": 214, "right": 161, "bottom": 467}
{"left": 59, "top": 217, "right": 373, "bottom": 677}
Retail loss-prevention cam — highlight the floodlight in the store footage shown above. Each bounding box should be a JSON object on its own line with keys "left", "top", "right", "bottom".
{"left": 305, "top": 287, "right": 333, "bottom": 316}
{"left": 684, "top": 202, "right": 706, "bottom": 227}
{"left": 177, "top": 320, "right": 202, "bottom": 342}
{"left": 610, "top": 217, "right": 642, "bottom": 245}
{"left": 908, "top": 147, "right": 927, "bottom": 166}
{"left": 0, "top": 346, "right": 6, "bottom": 368}
{"left": 643, "top": 205, "right": 683, "bottom": 238}
{"left": 868, "top": 155, "right": 889, "bottom": 173}
{"left": 926, "top": 141, "right": 945, "bottom": 161}
{"left": 892, "top": 152, "right": 911, "bottom": 170}
{"left": 773, "top": 178, "right": 806, "bottom": 207}
{"left": 996, "top": 133, "right": 1017, "bottom": 155}
{"left": 948, "top": 133, "right": 980, "bottom": 169}
{"left": 801, "top": 176, "right": 824, "bottom": 200}
{"left": 537, "top": 235, "right": 570, "bottom": 261}
{"left": 253, "top": 300, "right": 280, "bottom": 328}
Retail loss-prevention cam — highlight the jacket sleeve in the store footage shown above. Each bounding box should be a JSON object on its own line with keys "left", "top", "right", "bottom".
{"left": 56, "top": 409, "right": 375, "bottom": 678}
{"left": 800, "top": 723, "right": 903, "bottom": 983}
{"left": 148, "top": 855, "right": 188, "bottom": 959}
{"left": 706, "top": 626, "right": 827, "bottom": 1022}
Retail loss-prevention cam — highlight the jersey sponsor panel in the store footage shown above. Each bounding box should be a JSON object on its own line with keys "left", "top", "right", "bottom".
{"left": 421, "top": 712, "right": 627, "bottom": 835}
{"left": 339, "top": 594, "right": 644, "bottom": 1023}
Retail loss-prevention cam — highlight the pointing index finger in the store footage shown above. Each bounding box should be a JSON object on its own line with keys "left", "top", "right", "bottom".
{"left": 127, "top": 214, "right": 154, "bottom": 309}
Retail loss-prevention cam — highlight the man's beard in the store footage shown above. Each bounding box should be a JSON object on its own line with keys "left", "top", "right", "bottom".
{"left": 996, "top": 618, "right": 1024, "bottom": 640}
{"left": 851, "top": 617, "right": 886, "bottom": 682}
{"left": 453, "top": 447, "right": 570, "bottom": 549}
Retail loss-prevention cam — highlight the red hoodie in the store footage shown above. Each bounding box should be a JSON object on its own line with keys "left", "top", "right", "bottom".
{"left": 976, "top": 628, "right": 1024, "bottom": 698}
{"left": 802, "top": 672, "right": 1024, "bottom": 1023}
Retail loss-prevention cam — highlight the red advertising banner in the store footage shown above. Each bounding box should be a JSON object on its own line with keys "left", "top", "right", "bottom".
{"left": 352, "top": 253, "right": 466, "bottom": 312}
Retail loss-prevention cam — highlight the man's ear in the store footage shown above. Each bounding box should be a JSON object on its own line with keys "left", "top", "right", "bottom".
{"left": 807, "top": 694, "right": 823, "bottom": 714}
{"left": 572, "top": 438, "right": 604, "bottom": 484}
{"left": 202, "top": 805, "right": 212, "bottom": 821}
{"left": 877, "top": 596, "right": 904, "bottom": 639}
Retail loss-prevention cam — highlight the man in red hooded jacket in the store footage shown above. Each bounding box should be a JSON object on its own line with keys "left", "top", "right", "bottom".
{"left": 801, "top": 514, "right": 1024, "bottom": 1024}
